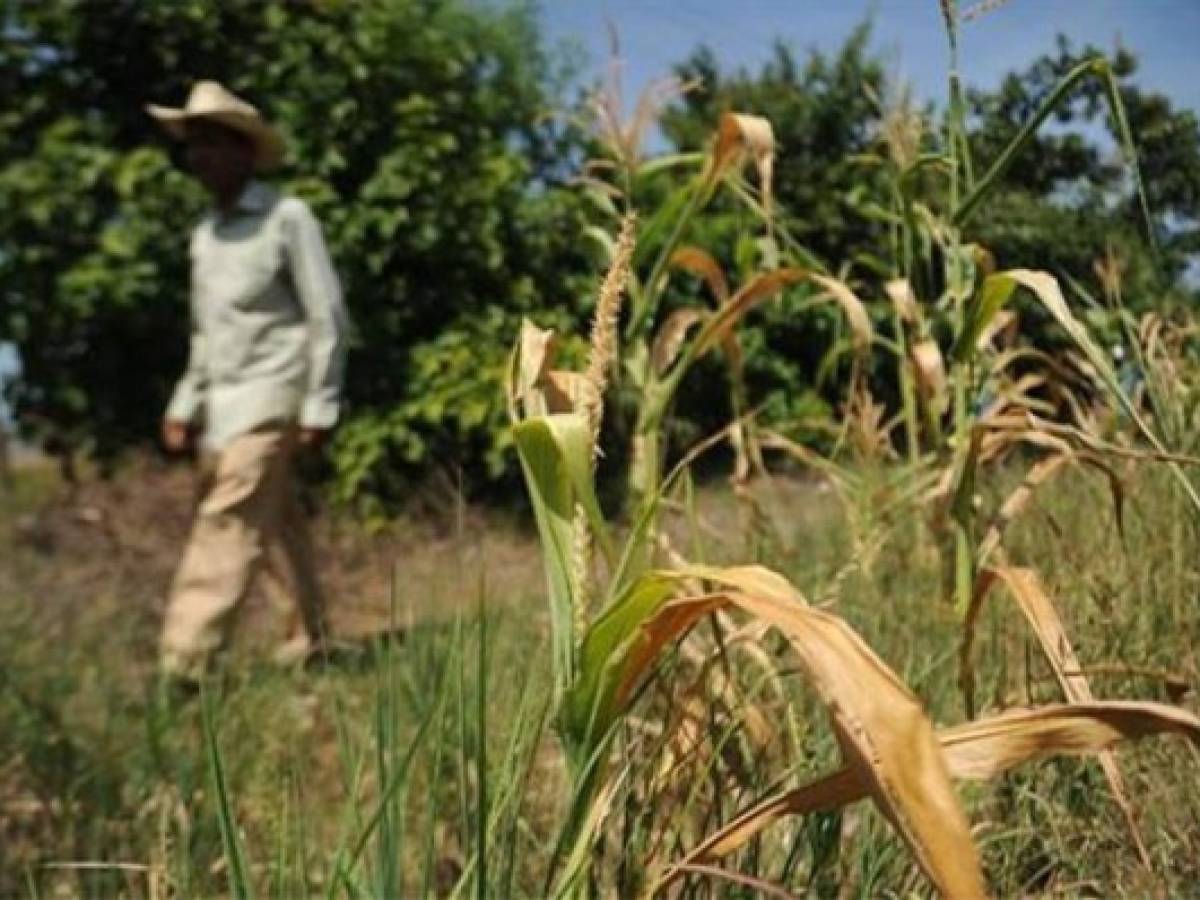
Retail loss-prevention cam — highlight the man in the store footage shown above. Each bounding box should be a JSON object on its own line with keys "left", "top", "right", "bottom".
{"left": 147, "top": 80, "right": 349, "bottom": 685}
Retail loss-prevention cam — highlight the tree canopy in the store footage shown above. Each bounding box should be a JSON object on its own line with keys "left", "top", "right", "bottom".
{"left": 2, "top": 4, "right": 1196, "bottom": 509}
{"left": 0, "top": 0, "right": 591, "bottom": 508}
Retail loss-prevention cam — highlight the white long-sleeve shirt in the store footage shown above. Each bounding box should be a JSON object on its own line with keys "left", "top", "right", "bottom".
{"left": 165, "top": 180, "right": 349, "bottom": 449}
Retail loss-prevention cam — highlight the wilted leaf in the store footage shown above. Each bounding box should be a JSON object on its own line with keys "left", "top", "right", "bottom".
{"left": 694, "top": 269, "right": 807, "bottom": 355}
{"left": 940, "top": 701, "right": 1200, "bottom": 776}
{"left": 658, "top": 701, "right": 1200, "bottom": 891}
{"left": 585, "top": 564, "right": 986, "bottom": 898}
{"left": 1000, "top": 267, "right": 1195, "bottom": 525}
{"left": 650, "top": 308, "right": 706, "bottom": 375}
{"left": 809, "top": 274, "right": 872, "bottom": 353}
{"left": 911, "top": 338, "right": 948, "bottom": 413}
{"left": 706, "top": 112, "right": 775, "bottom": 216}
{"left": 514, "top": 319, "right": 557, "bottom": 415}
{"left": 543, "top": 370, "right": 587, "bottom": 414}
{"left": 976, "top": 455, "right": 1069, "bottom": 563}
{"left": 670, "top": 246, "right": 729, "bottom": 303}
{"left": 885, "top": 277, "right": 919, "bottom": 324}
{"left": 960, "top": 566, "right": 1149, "bottom": 865}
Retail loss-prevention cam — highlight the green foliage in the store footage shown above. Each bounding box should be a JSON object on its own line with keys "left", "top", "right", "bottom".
{"left": 4, "top": 5, "right": 1199, "bottom": 507}
{"left": 0, "top": 0, "right": 593, "bottom": 503}
{"left": 966, "top": 36, "right": 1200, "bottom": 293}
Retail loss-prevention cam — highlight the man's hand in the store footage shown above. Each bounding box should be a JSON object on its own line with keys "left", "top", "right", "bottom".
{"left": 297, "top": 427, "right": 329, "bottom": 451}
{"left": 162, "top": 419, "right": 192, "bottom": 453}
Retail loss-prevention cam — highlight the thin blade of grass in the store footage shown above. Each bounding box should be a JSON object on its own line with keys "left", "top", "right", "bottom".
{"left": 337, "top": 647, "right": 453, "bottom": 882}
{"left": 201, "top": 689, "right": 253, "bottom": 900}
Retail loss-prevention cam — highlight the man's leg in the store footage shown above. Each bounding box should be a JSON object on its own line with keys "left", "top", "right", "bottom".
{"left": 160, "top": 428, "right": 293, "bottom": 681}
{"left": 261, "top": 475, "right": 329, "bottom": 666}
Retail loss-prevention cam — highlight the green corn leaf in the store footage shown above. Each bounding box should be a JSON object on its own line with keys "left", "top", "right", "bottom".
{"left": 635, "top": 151, "right": 704, "bottom": 180}
{"left": 512, "top": 414, "right": 613, "bottom": 690}
{"left": 953, "top": 272, "right": 1018, "bottom": 363}
{"left": 563, "top": 571, "right": 680, "bottom": 749}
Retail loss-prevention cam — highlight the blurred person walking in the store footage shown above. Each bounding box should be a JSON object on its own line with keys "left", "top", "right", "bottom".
{"left": 148, "top": 81, "right": 349, "bottom": 688}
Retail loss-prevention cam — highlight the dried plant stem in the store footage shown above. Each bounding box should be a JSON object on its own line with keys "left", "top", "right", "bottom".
{"left": 962, "top": 0, "right": 1013, "bottom": 22}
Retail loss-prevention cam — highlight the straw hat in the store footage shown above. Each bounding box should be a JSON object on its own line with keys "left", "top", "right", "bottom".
{"left": 146, "top": 80, "right": 284, "bottom": 171}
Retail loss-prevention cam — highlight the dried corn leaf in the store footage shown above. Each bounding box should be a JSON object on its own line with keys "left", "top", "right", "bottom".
{"left": 976, "top": 421, "right": 1073, "bottom": 466}
{"left": 514, "top": 319, "right": 557, "bottom": 415}
{"left": 760, "top": 428, "right": 853, "bottom": 487}
{"left": 809, "top": 274, "right": 873, "bottom": 353}
{"left": 726, "top": 594, "right": 983, "bottom": 897}
{"left": 695, "top": 268, "right": 807, "bottom": 355}
{"left": 911, "top": 339, "right": 948, "bottom": 411}
{"left": 977, "top": 308, "right": 1018, "bottom": 350}
{"left": 543, "top": 370, "right": 588, "bottom": 415}
{"left": 960, "top": 566, "right": 1149, "bottom": 866}
{"left": 978, "top": 373, "right": 1054, "bottom": 423}
{"left": 656, "top": 701, "right": 1200, "bottom": 891}
{"left": 1002, "top": 272, "right": 1189, "bottom": 500}
{"left": 1027, "top": 413, "right": 1200, "bottom": 466}
{"left": 885, "top": 277, "right": 919, "bottom": 324}
{"left": 940, "top": 701, "right": 1200, "bottom": 776}
{"left": 670, "top": 247, "right": 730, "bottom": 303}
{"left": 607, "top": 565, "right": 985, "bottom": 898}
{"left": 976, "top": 455, "right": 1069, "bottom": 562}
{"left": 650, "top": 308, "right": 706, "bottom": 375}
{"left": 707, "top": 112, "right": 776, "bottom": 216}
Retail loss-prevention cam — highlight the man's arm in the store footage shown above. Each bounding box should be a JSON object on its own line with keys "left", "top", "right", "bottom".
{"left": 281, "top": 199, "right": 349, "bottom": 445}
{"left": 163, "top": 296, "right": 207, "bottom": 451}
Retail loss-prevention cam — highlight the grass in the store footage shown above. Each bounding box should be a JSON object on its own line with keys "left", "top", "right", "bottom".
{"left": 1, "top": 455, "right": 1198, "bottom": 896}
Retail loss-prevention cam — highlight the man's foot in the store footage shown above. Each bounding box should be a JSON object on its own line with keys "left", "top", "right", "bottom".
{"left": 305, "top": 638, "right": 371, "bottom": 672}
{"left": 273, "top": 635, "right": 372, "bottom": 672}
{"left": 272, "top": 633, "right": 316, "bottom": 669}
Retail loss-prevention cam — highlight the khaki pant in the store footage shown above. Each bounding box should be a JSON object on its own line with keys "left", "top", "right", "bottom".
{"left": 160, "top": 427, "right": 326, "bottom": 680}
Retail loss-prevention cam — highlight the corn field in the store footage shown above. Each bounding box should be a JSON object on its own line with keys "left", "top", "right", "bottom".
{"left": 506, "top": 2, "right": 1200, "bottom": 894}
{"left": 4, "top": 2, "right": 1200, "bottom": 897}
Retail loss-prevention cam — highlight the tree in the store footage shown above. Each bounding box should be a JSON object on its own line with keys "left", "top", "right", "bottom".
{"left": 966, "top": 36, "right": 1200, "bottom": 298}
{"left": 0, "top": 0, "right": 593, "bottom": 505}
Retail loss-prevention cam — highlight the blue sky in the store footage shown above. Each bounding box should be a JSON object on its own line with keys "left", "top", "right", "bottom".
{"left": 541, "top": 0, "right": 1200, "bottom": 117}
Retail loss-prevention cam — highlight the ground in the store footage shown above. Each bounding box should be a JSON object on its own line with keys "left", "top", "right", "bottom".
{"left": 1, "top": 455, "right": 1198, "bottom": 896}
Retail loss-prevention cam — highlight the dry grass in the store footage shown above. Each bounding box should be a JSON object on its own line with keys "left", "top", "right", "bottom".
{"left": 2, "top": 459, "right": 1200, "bottom": 895}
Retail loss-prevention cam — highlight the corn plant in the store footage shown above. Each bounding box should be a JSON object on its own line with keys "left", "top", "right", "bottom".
{"left": 507, "top": 213, "right": 1200, "bottom": 896}
{"left": 578, "top": 67, "right": 872, "bottom": 517}
{"left": 813, "top": 1, "right": 1185, "bottom": 627}
{"left": 501, "top": 7, "right": 1200, "bottom": 891}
